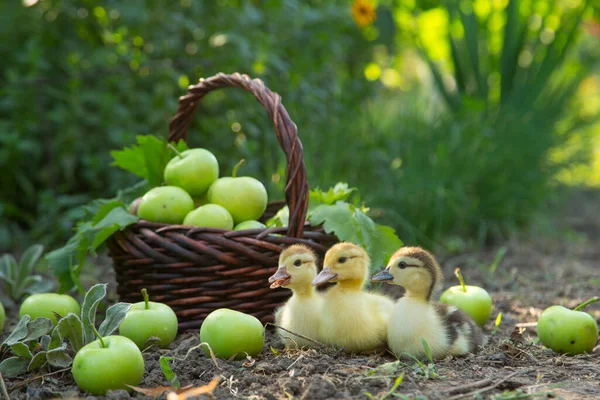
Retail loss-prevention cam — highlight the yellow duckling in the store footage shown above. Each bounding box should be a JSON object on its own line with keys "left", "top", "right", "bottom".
{"left": 312, "top": 242, "right": 394, "bottom": 353}
{"left": 371, "top": 246, "right": 487, "bottom": 360}
{"left": 268, "top": 245, "right": 322, "bottom": 348}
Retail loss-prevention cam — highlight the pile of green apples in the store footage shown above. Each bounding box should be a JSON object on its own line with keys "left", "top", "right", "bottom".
{"left": 132, "top": 147, "right": 268, "bottom": 231}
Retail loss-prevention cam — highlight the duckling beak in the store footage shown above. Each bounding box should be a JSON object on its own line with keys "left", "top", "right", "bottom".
{"left": 268, "top": 268, "right": 291, "bottom": 289}
{"left": 371, "top": 269, "right": 393, "bottom": 282}
{"left": 312, "top": 266, "right": 337, "bottom": 286}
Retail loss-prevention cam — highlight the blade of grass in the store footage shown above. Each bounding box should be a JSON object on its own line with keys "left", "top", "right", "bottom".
{"left": 500, "top": 0, "right": 524, "bottom": 104}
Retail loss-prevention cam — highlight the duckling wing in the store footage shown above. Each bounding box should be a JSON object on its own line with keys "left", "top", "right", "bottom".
{"left": 433, "top": 304, "right": 487, "bottom": 355}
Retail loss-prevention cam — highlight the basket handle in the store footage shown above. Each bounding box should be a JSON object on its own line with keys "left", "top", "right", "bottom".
{"left": 167, "top": 72, "right": 309, "bottom": 239}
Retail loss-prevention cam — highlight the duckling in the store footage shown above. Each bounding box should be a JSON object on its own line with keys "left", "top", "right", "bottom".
{"left": 268, "top": 245, "right": 323, "bottom": 348}
{"left": 312, "top": 242, "right": 394, "bottom": 353}
{"left": 371, "top": 246, "right": 487, "bottom": 360}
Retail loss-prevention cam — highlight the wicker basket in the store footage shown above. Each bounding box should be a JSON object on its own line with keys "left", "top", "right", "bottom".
{"left": 107, "top": 72, "right": 339, "bottom": 331}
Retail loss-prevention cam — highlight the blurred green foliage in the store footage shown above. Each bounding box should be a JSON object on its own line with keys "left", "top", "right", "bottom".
{"left": 1, "top": 0, "right": 598, "bottom": 254}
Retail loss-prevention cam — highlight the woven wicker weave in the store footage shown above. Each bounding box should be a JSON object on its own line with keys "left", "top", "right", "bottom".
{"left": 107, "top": 73, "right": 339, "bottom": 331}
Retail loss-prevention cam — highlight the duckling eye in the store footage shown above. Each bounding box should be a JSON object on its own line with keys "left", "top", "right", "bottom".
{"left": 398, "top": 261, "right": 407, "bottom": 269}
{"left": 338, "top": 256, "right": 347, "bottom": 264}
{"left": 293, "top": 259, "right": 302, "bottom": 267}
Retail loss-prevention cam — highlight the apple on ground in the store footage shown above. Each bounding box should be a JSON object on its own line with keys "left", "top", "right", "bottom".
{"left": 200, "top": 308, "right": 264, "bottom": 360}
{"left": 0, "top": 300, "right": 5, "bottom": 332}
{"left": 207, "top": 159, "right": 268, "bottom": 224}
{"left": 183, "top": 204, "right": 234, "bottom": 230}
{"left": 72, "top": 329, "right": 144, "bottom": 395}
{"left": 19, "top": 293, "right": 80, "bottom": 326}
{"left": 439, "top": 268, "right": 493, "bottom": 327}
{"left": 164, "top": 147, "right": 219, "bottom": 197}
{"left": 137, "top": 186, "right": 194, "bottom": 224}
{"left": 537, "top": 297, "right": 599, "bottom": 355}
{"left": 234, "top": 220, "right": 266, "bottom": 231}
{"left": 119, "top": 288, "right": 178, "bottom": 350}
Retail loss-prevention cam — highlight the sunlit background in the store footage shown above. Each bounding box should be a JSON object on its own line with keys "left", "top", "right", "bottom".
{"left": 1, "top": 0, "right": 599, "bottom": 254}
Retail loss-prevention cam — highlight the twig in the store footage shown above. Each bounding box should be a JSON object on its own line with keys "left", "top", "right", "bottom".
{"left": 447, "top": 369, "right": 533, "bottom": 400}
{"left": 446, "top": 379, "right": 493, "bottom": 395}
{"left": 287, "top": 354, "right": 304, "bottom": 370}
{"left": 265, "top": 323, "right": 326, "bottom": 347}
{"left": 0, "top": 372, "right": 9, "bottom": 400}
{"left": 515, "top": 322, "right": 538, "bottom": 328}
{"left": 10, "top": 368, "right": 71, "bottom": 390}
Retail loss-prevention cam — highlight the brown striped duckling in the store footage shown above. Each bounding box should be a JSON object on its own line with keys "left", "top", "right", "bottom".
{"left": 312, "top": 242, "right": 394, "bottom": 353}
{"left": 269, "top": 245, "right": 323, "bottom": 348}
{"left": 371, "top": 246, "right": 487, "bottom": 360}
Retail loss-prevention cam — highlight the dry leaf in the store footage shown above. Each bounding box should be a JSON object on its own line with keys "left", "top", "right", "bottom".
{"left": 242, "top": 355, "right": 256, "bottom": 368}
{"left": 166, "top": 376, "right": 220, "bottom": 400}
{"left": 126, "top": 384, "right": 193, "bottom": 397}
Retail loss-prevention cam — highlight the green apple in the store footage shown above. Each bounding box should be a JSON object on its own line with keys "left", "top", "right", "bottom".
{"left": 0, "top": 301, "right": 5, "bottom": 332}
{"left": 19, "top": 293, "right": 80, "bottom": 326}
{"left": 137, "top": 186, "right": 194, "bottom": 224}
{"left": 164, "top": 147, "right": 219, "bottom": 197}
{"left": 200, "top": 308, "right": 264, "bottom": 360}
{"left": 233, "top": 220, "right": 266, "bottom": 231}
{"left": 537, "top": 297, "right": 599, "bottom": 355}
{"left": 207, "top": 160, "right": 268, "bottom": 224}
{"left": 183, "top": 204, "right": 234, "bottom": 230}
{"left": 439, "top": 268, "right": 493, "bottom": 327}
{"left": 128, "top": 197, "right": 143, "bottom": 215}
{"left": 72, "top": 331, "right": 144, "bottom": 395}
{"left": 119, "top": 288, "right": 179, "bottom": 350}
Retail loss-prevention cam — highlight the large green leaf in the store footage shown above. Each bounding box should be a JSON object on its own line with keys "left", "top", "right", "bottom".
{"left": 110, "top": 135, "right": 188, "bottom": 187}
{"left": 1, "top": 316, "right": 31, "bottom": 348}
{"left": 16, "top": 244, "right": 44, "bottom": 289}
{"left": 98, "top": 302, "right": 132, "bottom": 337}
{"left": 80, "top": 283, "right": 108, "bottom": 344}
{"left": 0, "top": 357, "right": 29, "bottom": 378}
{"left": 55, "top": 313, "right": 85, "bottom": 352}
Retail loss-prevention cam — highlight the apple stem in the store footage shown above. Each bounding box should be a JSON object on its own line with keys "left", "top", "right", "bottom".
{"left": 142, "top": 288, "right": 150, "bottom": 310}
{"left": 573, "top": 296, "right": 599, "bottom": 311}
{"left": 232, "top": 159, "right": 246, "bottom": 178}
{"left": 454, "top": 268, "right": 467, "bottom": 293}
{"left": 168, "top": 143, "right": 183, "bottom": 159}
{"left": 90, "top": 323, "right": 106, "bottom": 348}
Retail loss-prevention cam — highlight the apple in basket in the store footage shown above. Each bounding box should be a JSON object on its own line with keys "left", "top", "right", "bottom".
{"left": 137, "top": 186, "right": 194, "bottom": 224}
{"left": 207, "top": 159, "right": 268, "bottom": 224}
{"left": 164, "top": 147, "right": 219, "bottom": 197}
{"left": 183, "top": 204, "right": 235, "bottom": 230}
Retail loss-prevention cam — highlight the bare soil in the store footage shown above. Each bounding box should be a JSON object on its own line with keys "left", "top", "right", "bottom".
{"left": 2, "top": 189, "right": 600, "bottom": 400}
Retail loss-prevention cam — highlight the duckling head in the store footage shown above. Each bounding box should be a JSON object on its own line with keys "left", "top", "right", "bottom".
{"left": 268, "top": 245, "right": 318, "bottom": 291}
{"left": 312, "top": 242, "right": 369, "bottom": 289}
{"left": 371, "top": 246, "right": 442, "bottom": 301}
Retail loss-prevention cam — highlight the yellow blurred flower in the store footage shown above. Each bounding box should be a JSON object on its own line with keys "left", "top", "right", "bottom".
{"left": 352, "top": 0, "right": 376, "bottom": 28}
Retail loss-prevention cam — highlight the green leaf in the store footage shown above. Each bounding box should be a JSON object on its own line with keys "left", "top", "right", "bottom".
{"left": 0, "top": 357, "right": 30, "bottom": 378}
{"left": 309, "top": 203, "right": 402, "bottom": 271}
{"left": 265, "top": 206, "right": 289, "bottom": 228}
{"left": 10, "top": 343, "right": 33, "bottom": 359}
{"left": 310, "top": 203, "right": 362, "bottom": 244}
{"left": 28, "top": 351, "right": 48, "bottom": 371}
{"left": 22, "top": 317, "right": 54, "bottom": 342}
{"left": 98, "top": 302, "right": 132, "bottom": 337}
{"left": 16, "top": 244, "right": 44, "bottom": 290}
{"left": 46, "top": 345, "right": 72, "bottom": 368}
{"left": 420, "top": 338, "right": 434, "bottom": 364}
{"left": 81, "top": 283, "right": 107, "bottom": 344}
{"left": 1, "top": 315, "right": 31, "bottom": 348}
{"left": 54, "top": 313, "right": 85, "bottom": 352}
{"left": 354, "top": 209, "right": 403, "bottom": 270}
{"left": 45, "top": 201, "right": 138, "bottom": 292}
{"left": 22, "top": 275, "right": 55, "bottom": 295}
{"left": 40, "top": 335, "right": 52, "bottom": 351}
{"left": 308, "top": 183, "right": 357, "bottom": 209}
{"left": 159, "top": 356, "right": 181, "bottom": 389}
{"left": 110, "top": 135, "right": 188, "bottom": 187}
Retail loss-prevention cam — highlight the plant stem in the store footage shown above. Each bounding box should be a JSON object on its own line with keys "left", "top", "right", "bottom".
{"left": 90, "top": 323, "right": 106, "bottom": 348}
{"left": 573, "top": 296, "right": 599, "bottom": 311}
{"left": 142, "top": 288, "right": 150, "bottom": 310}
{"left": 232, "top": 159, "right": 246, "bottom": 178}
{"left": 454, "top": 268, "right": 467, "bottom": 292}
{"left": 168, "top": 143, "right": 183, "bottom": 159}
